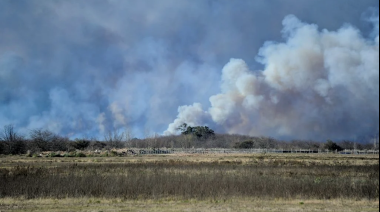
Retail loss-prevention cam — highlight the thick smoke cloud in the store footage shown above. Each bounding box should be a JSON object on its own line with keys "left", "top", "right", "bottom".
{"left": 166, "top": 14, "right": 379, "bottom": 141}
{"left": 0, "top": 0, "right": 378, "bottom": 140}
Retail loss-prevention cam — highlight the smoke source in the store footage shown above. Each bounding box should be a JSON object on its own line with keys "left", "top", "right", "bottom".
{"left": 165, "top": 14, "right": 379, "bottom": 141}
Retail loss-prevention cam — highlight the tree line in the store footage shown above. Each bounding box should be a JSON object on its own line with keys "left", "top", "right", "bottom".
{"left": 0, "top": 124, "right": 377, "bottom": 155}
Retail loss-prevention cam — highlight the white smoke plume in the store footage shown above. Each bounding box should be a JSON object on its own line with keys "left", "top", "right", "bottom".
{"left": 165, "top": 103, "right": 211, "bottom": 135}
{"left": 1, "top": 1, "right": 378, "bottom": 139}
{"left": 165, "top": 15, "right": 379, "bottom": 141}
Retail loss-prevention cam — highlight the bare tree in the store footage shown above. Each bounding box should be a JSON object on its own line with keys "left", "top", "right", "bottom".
{"left": 0, "top": 125, "right": 26, "bottom": 154}
{"left": 29, "top": 129, "right": 56, "bottom": 152}
{"left": 372, "top": 135, "right": 379, "bottom": 150}
{"left": 1, "top": 125, "right": 19, "bottom": 142}
{"left": 104, "top": 130, "right": 125, "bottom": 149}
{"left": 124, "top": 128, "right": 134, "bottom": 147}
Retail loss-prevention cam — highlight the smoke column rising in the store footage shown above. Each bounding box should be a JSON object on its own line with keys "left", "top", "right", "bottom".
{"left": 0, "top": 1, "right": 378, "bottom": 140}
{"left": 165, "top": 14, "right": 379, "bottom": 141}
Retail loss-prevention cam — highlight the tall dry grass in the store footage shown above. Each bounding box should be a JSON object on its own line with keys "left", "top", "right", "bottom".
{"left": 0, "top": 161, "right": 378, "bottom": 200}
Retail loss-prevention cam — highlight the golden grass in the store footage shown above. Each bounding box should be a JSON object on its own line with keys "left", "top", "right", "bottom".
{"left": 0, "top": 153, "right": 378, "bottom": 168}
{"left": 0, "top": 154, "right": 378, "bottom": 211}
{"left": 0, "top": 198, "right": 378, "bottom": 212}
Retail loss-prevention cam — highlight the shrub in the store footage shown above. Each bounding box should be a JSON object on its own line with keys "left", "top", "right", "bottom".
{"left": 25, "top": 150, "right": 32, "bottom": 157}
{"left": 48, "top": 152, "right": 62, "bottom": 157}
{"left": 50, "top": 137, "right": 70, "bottom": 151}
{"left": 63, "top": 152, "right": 76, "bottom": 157}
{"left": 325, "top": 140, "right": 343, "bottom": 152}
{"left": 90, "top": 141, "right": 107, "bottom": 150}
{"left": 0, "top": 141, "right": 4, "bottom": 155}
{"left": 0, "top": 125, "right": 27, "bottom": 155}
{"left": 234, "top": 140, "right": 254, "bottom": 149}
{"left": 8, "top": 140, "right": 27, "bottom": 155}
{"left": 75, "top": 152, "right": 87, "bottom": 157}
{"left": 110, "top": 151, "right": 119, "bottom": 157}
{"left": 72, "top": 139, "right": 90, "bottom": 150}
{"left": 29, "top": 129, "right": 53, "bottom": 152}
{"left": 104, "top": 130, "right": 126, "bottom": 149}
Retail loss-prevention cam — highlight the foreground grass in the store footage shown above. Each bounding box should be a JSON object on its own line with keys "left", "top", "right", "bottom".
{"left": 0, "top": 154, "right": 378, "bottom": 211}
{"left": 0, "top": 153, "right": 378, "bottom": 167}
{"left": 0, "top": 198, "right": 379, "bottom": 212}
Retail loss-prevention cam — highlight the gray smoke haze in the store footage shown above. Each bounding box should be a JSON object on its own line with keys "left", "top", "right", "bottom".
{"left": 166, "top": 13, "right": 379, "bottom": 141}
{"left": 0, "top": 0, "right": 378, "bottom": 140}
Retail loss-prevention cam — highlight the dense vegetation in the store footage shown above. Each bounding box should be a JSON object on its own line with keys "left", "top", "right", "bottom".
{"left": 0, "top": 124, "right": 377, "bottom": 155}
{"left": 0, "top": 156, "right": 378, "bottom": 200}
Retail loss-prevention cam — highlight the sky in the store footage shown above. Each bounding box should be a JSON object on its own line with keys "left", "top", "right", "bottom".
{"left": 0, "top": 0, "right": 379, "bottom": 141}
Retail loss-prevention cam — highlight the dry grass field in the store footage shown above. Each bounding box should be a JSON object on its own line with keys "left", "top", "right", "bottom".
{"left": 0, "top": 198, "right": 379, "bottom": 212}
{"left": 0, "top": 153, "right": 378, "bottom": 167}
{"left": 0, "top": 153, "right": 378, "bottom": 211}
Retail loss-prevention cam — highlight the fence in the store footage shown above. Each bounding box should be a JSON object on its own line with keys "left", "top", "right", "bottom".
{"left": 131, "top": 148, "right": 380, "bottom": 155}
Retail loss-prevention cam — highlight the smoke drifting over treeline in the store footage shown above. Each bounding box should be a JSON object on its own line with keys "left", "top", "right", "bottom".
{"left": 0, "top": 0, "right": 379, "bottom": 141}
{"left": 166, "top": 14, "right": 379, "bottom": 141}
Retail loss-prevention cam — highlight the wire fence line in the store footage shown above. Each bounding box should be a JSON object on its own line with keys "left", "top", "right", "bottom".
{"left": 126, "top": 148, "right": 380, "bottom": 155}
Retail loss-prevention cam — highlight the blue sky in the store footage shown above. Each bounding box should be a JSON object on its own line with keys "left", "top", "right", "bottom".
{"left": 0, "top": 0, "right": 378, "bottom": 141}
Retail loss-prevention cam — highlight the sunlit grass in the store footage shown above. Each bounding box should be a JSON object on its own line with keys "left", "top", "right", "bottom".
{"left": 0, "top": 198, "right": 378, "bottom": 212}
{"left": 0, "top": 154, "right": 378, "bottom": 211}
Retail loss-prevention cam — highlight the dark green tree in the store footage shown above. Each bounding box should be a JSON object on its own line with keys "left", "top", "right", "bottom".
{"left": 177, "top": 123, "right": 215, "bottom": 140}
{"left": 324, "top": 140, "right": 343, "bottom": 152}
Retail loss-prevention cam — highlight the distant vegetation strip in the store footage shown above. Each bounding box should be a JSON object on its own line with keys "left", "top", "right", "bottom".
{"left": 20, "top": 148, "right": 380, "bottom": 159}
{"left": 0, "top": 124, "right": 378, "bottom": 156}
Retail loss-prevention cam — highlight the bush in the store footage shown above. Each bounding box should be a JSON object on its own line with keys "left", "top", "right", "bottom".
{"left": 234, "top": 140, "right": 254, "bottom": 149}
{"left": 75, "top": 152, "right": 87, "bottom": 157}
{"left": 0, "top": 141, "right": 4, "bottom": 155}
{"left": 63, "top": 152, "right": 76, "bottom": 158}
{"left": 25, "top": 150, "right": 32, "bottom": 157}
{"left": 325, "top": 140, "right": 343, "bottom": 152}
{"left": 6, "top": 140, "right": 27, "bottom": 155}
{"left": 48, "top": 152, "right": 63, "bottom": 157}
{"left": 104, "top": 130, "right": 126, "bottom": 149}
{"left": 50, "top": 137, "right": 70, "bottom": 151}
{"left": 29, "top": 129, "right": 57, "bottom": 152}
{"left": 72, "top": 139, "right": 90, "bottom": 150}
{"left": 90, "top": 141, "right": 107, "bottom": 150}
{"left": 110, "top": 151, "right": 119, "bottom": 157}
{"left": 0, "top": 125, "right": 27, "bottom": 155}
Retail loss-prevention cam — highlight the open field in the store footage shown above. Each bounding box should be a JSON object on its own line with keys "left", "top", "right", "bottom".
{"left": 0, "top": 154, "right": 378, "bottom": 211}
{"left": 0, "top": 198, "right": 379, "bottom": 212}
{"left": 0, "top": 153, "right": 379, "bottom": 167}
